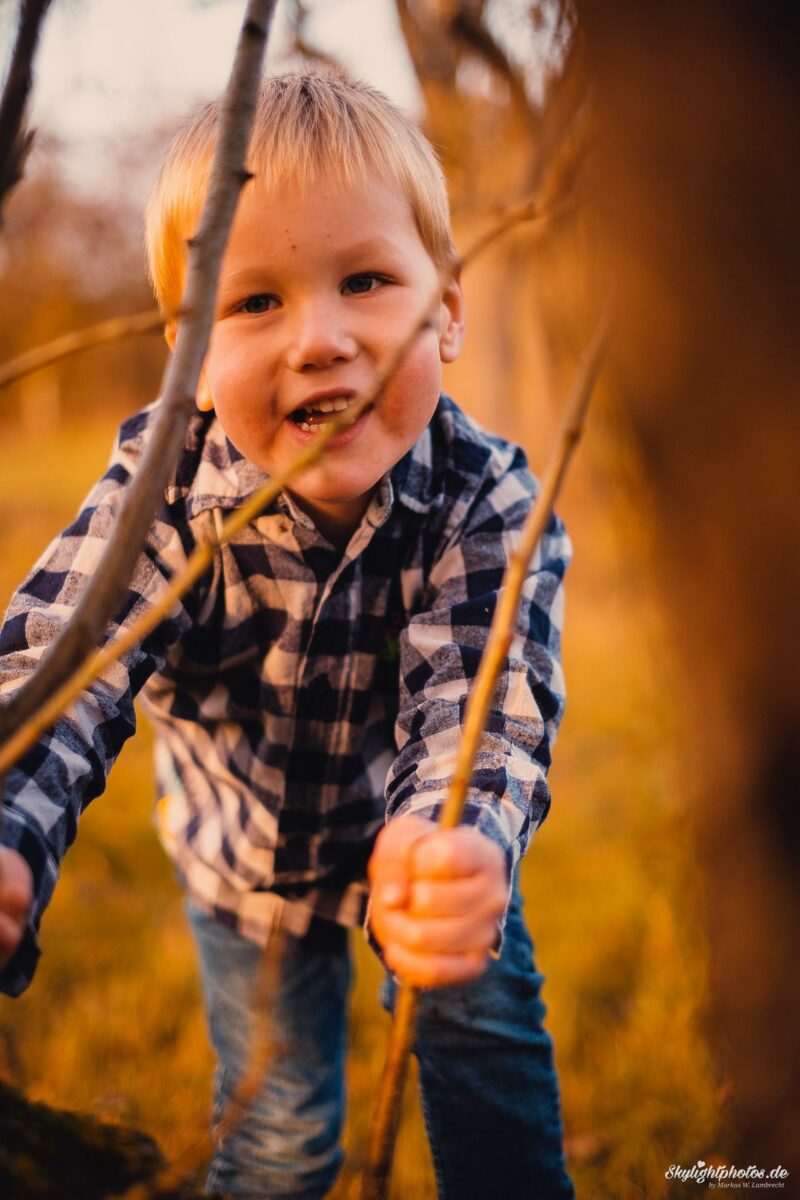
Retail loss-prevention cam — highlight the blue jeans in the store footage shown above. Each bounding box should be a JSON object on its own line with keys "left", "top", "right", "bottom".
{"left": 187, "top": 883, "right": 574, "bottom": 1200}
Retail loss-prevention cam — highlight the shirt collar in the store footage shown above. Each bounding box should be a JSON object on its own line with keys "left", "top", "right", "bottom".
{"left": 172, "top": 414, "right": 271, "bottom": 519}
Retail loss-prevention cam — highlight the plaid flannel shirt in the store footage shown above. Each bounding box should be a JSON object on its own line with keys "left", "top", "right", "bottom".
{"left": 0, "top": 394, "right": 570, "bottom": 997}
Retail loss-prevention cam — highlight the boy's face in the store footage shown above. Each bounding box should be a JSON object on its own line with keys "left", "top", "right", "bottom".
{"left": 189, "top": 171, "right": 465, "bottom": 542}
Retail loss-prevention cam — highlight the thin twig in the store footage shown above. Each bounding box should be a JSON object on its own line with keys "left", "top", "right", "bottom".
{"left": 0, "top": 309, "right": 165, "bottom": 392}
{"left": 0, "top": 0, "right": 277, "bottom": 748}
{"left": 0, "top": 193, "right": 560, "bottom": 778}
{"left": 459, "top": 195, "right": 572, "bottom": 270}
{"left": 111, "top": 926, "right": 289, "bottom": 1200}
{"left": 212, "top": 926, "right": 288, "bottom": 1151}
{"left": 359, "top": 307, "right": 610, "bottom": 1200}
{"left": 0, "top": 0, "right": 52, "bottom": 221}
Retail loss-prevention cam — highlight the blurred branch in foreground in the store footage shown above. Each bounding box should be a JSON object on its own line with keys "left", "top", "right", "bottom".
{"left": 397, "top": 0, "right": 584, "bottom": 210}
{"left": 0, "top": 0, "right": 277, "bottom": 749}
{"left": 0, "top": 309, "right": 165, "bottom": 393}
{"left": 0, "top": 0, "right": 52, "bottom": 223}
{"left": 361, "top": 304, "right": 609, "bottom": 1200}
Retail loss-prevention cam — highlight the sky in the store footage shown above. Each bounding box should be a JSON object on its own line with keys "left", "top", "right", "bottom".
{"left": 2, "top": 0, "right": 422, "bottom": 198}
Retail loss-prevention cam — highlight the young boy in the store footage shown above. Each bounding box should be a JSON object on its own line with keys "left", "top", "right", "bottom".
{"left": 0, "top": 73, "right": 574, "bottom": 1198}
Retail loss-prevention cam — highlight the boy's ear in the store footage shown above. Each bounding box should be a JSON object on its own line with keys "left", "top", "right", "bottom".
{"left": 164, "top": 320, "right": 214, "bottom": 412}
{"left": 438, "top": 275, "right": 466, "bottom": 364}
{"left": 195, "top": 371, "right": 215, "bottom": 413}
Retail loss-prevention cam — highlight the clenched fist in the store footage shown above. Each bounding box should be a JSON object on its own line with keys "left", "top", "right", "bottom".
{"left": 368, "top": 814, "right": 507, "bottom": 989}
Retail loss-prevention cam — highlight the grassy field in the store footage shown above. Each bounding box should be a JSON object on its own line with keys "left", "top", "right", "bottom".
{"left": 0, "top": 417, "right": 730, "bottom": 1198}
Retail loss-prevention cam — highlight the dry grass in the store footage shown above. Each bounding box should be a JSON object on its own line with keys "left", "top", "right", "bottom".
{"left": 0, "top": 416, "right": 729, "bottom": 1198}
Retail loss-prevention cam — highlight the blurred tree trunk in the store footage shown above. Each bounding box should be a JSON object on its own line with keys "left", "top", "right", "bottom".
{"left": 397, "top": 0, "right": 800, "bottom": 1174}
{"left": 574, "top": 0, "right": 800, "bottom": 1175}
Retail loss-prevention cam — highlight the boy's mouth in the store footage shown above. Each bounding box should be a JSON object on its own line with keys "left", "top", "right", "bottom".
{"left": 289, "top": 395, "right": 355, "bottom": 433}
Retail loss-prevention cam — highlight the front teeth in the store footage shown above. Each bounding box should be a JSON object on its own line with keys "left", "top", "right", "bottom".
{"left": 308, "top": 397, "right": 351, "bottom": 414}
{"left": 298, "top": 396, "right": 352, "bottom": 433}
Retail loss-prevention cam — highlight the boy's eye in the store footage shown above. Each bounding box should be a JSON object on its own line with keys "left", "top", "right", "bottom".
{"left": 240, "top": 294, "right": 279, "bottom": 314}
{"left": 342, "top": 273, "right": 389, "bottom": 296}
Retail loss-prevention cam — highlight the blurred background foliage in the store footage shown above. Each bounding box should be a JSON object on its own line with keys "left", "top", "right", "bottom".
{"left": 3, "top": 1, "right": 798, "bottom": 1196}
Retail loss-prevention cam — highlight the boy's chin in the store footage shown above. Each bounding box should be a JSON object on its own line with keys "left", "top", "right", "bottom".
{"left": 291, "top": 464, "right": 385, "bottom": 507}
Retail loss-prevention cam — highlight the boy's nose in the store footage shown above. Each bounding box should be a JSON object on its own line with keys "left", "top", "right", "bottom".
{"left": 286, "top": 305, "right": 358, "bottom": 372}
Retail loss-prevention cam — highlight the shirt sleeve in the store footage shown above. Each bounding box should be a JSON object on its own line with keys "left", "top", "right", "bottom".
{"left": 0, "top": 420, "right": 204, "bottom": 996}
{"left": 385, "top": 460, "right": 571, "bottom": 884}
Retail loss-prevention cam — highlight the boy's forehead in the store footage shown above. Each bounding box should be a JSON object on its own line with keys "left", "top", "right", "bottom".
{"left": 230, "top": 170, "right": 420, "bottom": 248}
{"left": 245, "top": 163, "right": 410, "bottom": 213}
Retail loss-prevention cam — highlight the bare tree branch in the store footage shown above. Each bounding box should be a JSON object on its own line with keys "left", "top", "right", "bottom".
{"left": 460, "top": 193, "right": 574, "bottom": 269}
{"left": 395, "top": 0, "right": 587, "bottom": 226}
{"left": 395, "top": 0, "right": 459, "bottom": 90}
{"left": 360, "top": 304, "right": 610, "bottom": 1200}
{"left": 450, "top": 1, "right": 541, "bottom": 131}
{"left": 287, "top": 0, "right": 344, "bottom": 72}
{"left": 0, "top": 0, "right": 277, "bottom": 747}
{"left": 0, "top": 0, "right": 52, "bottom": 222}
{"left": 209, "top": 928, "right": 287, "bottom": 1157}
{"left": 0, "top": 308, "right": 165, "bottom": 392}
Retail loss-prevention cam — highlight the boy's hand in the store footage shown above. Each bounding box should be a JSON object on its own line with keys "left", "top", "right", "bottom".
{"left": 0, "top": 848, "right": 33, "bottom": 971}
{"left": 368, "top": 814, "right": 507, "bottom": 989}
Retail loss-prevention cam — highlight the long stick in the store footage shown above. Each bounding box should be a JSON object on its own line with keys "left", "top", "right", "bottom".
{"left": 0, "top": 309, "right": 165, "bottom": 392}
{"left": 359, "top": 309, "right": 610, "bottom": 1200}
{"left": 0, "top": 0, "right": 276, "bottom": 747}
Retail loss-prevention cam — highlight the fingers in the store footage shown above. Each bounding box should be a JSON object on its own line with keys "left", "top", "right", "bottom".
{"left": 0, "top": 913, "right": 24, "bottom": 961}
{"left": 410, "top": 825, "right": 506, "bottom": 882}
{"left": 383, "top": 942, "right": 489, "bottom": 990}
{"left": 408, "top": 870, "right": 506, "bottom": 921}
{"left": 379, "top": 906, "right": 500, "bottom": 957}
{"left": 0, "top": 848, "right": 33, "bottom": 968}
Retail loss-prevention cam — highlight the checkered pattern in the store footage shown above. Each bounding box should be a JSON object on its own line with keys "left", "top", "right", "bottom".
{"left": 0, "top": 395, "right": 570, "bottom": 996}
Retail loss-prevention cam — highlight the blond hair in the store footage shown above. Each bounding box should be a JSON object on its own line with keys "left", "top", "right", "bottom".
{"left": 145, "top": 70, "right": 457, "bottom": 314}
